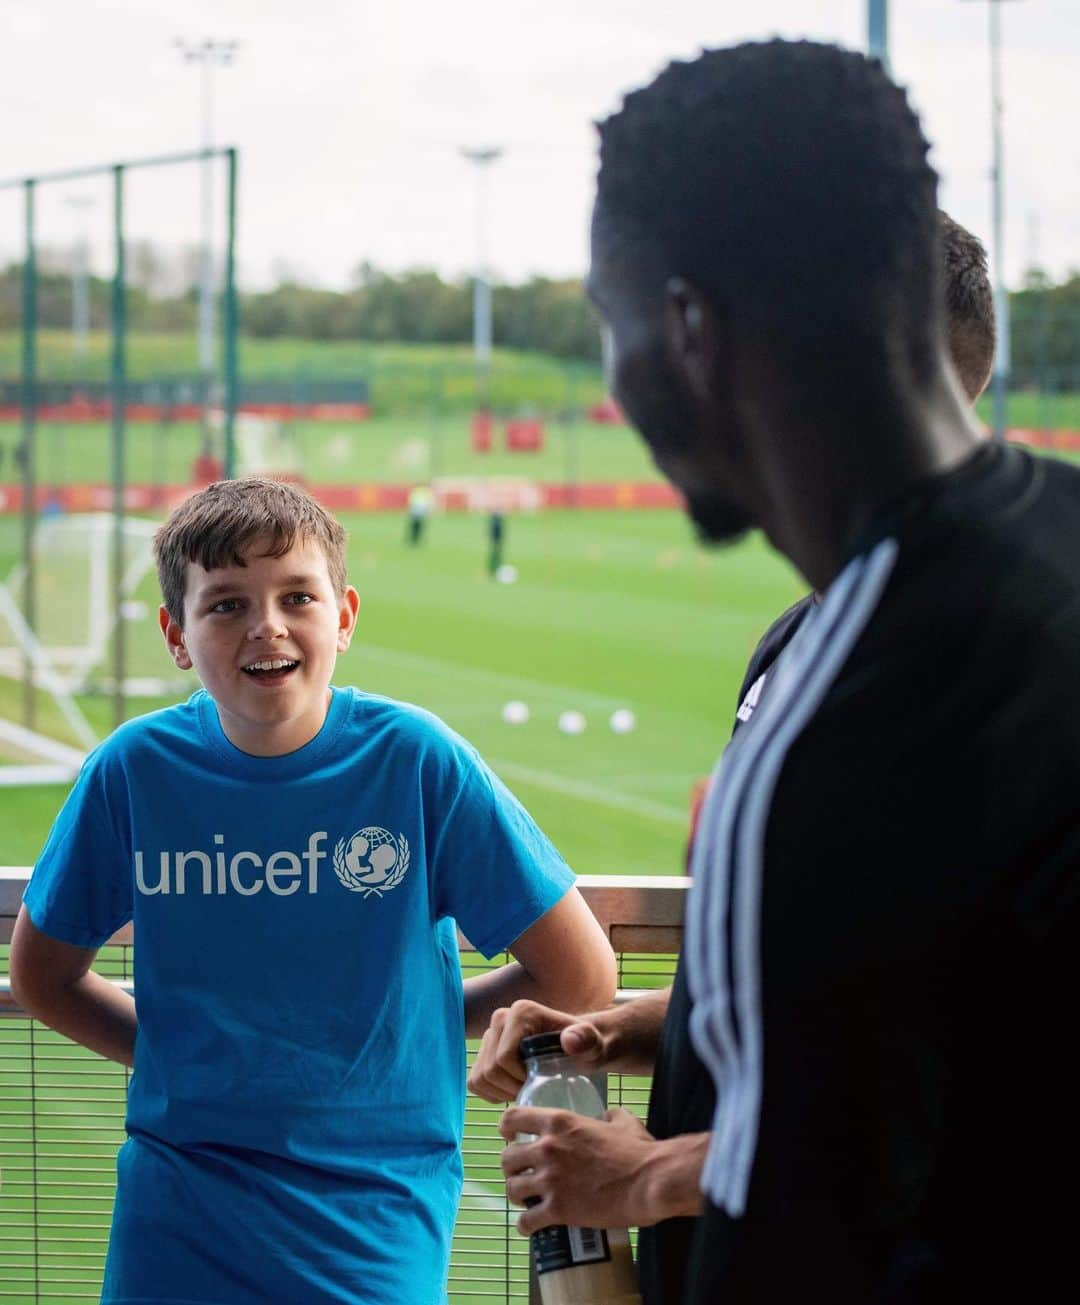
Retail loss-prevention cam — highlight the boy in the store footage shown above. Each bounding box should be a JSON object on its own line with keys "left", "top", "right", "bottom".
{"left": 10, "top": 477, "right": 615, "bottom": 1304}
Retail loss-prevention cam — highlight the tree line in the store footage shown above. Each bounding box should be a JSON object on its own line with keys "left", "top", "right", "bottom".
{"left": 2, "top": 255, "right": 1079, "bottom": 382}
{"left": 0, "top": 257, "right": 602, "bottom": 363}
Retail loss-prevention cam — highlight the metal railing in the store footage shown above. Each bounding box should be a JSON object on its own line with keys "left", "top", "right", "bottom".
{"left": 0, "top": 869, "right": 687, "bottom": 1303}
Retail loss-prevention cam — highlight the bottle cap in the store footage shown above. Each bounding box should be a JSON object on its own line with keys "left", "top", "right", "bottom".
{"left": 519, "top": 1032, "right": 566, "bottom": 1062}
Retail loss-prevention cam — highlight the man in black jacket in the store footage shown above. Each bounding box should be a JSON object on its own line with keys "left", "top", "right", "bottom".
{"left": 474, "top": 40, "right": 1080, "bottom": 1304}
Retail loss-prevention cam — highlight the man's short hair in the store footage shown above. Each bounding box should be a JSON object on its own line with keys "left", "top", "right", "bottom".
{"left": 154, "top": 477, "right": 348, "bottom": 624}
{"left": 939, "top": 211, "right": 996, "bottom": 400}
{"left": 596, "top": 41, "right": 940, "bottom": 377}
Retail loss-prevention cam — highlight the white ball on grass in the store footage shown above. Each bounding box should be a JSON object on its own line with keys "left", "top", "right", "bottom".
{"left": 495, "top": 564, "right": 518, "bottom": 584}
{"left": 558, "top": 710, "right": 587, "bottom": 736}
{"left": 609, "top": 708, "right": 637, "bottom": 734}
{"left": 501, "top": 700, "right": 530, "bottom": 726}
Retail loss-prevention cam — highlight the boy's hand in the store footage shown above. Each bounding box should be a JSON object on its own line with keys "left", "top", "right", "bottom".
{"left": 467, "top": 1000, "right": 614, "bottom": 1103}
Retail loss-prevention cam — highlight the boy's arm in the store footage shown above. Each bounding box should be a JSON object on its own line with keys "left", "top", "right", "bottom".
{"left": 462, "top": 887, "right": 615, "bottom": 1041}
{"left": 9, "top": 907, "right": 137, "bottom": 1068}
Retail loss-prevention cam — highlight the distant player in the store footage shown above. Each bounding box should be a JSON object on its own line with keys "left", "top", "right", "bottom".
{"left": 10, "top": 477, "right": 615, "bottom": 1303}
{"left": 405, "top": 481, "right": 434, "bottom": 546}
{"left": 488, "top": 509, "right": 506, "bottom": 577}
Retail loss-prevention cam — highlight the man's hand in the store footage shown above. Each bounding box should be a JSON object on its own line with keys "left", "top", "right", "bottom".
{"left": 468, "top": 1000, "right": 615, "bottom": 1103}
{"left": 499, "top": 1106, "right": 708, "bottom": 1234}
{"left": 500, "top": 1107, "right": 655, "bottom": 1233}
{"left": 468, "top": 987, "right": 674, "bottom": 1104}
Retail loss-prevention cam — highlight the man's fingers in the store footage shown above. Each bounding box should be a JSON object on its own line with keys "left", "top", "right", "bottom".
{"left": 604, "top": 1106, "right": 642, "bottom": 1128}
{"left": 516, "top": 1198, "right": 557, "bottom": 1237}
{"left": 560, "top": 1021, "right": 603, "bottom": 1061}
{"left": 505, "top": 1169, "right": 543, "bottom": 1208}
{"left": 467, "top": 1062, "right": 523, "bottom": 1104}
{"left": 500, "top": 1105, "right": 572, "bottom": 1141}
{"left": 495, "top": 1001, "right": 571, "bottom": 1071}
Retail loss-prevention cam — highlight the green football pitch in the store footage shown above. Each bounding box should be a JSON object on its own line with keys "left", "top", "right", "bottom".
{"left": 0, "top": 507, "right": 804, "bottom": 868}
{"left": 2, "top": 392, "right": 1079, "bottom": 491}
{"left": 0, "top": 413, "right": 658, "bottom": 486}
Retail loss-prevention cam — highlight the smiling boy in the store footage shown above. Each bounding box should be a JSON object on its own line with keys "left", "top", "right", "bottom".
{"left": 10, "top": 477, "right": 614, "bottom": 1305}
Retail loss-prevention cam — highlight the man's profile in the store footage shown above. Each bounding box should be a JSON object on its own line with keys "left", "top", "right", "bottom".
{"left": 478, "top": 40, "right": 1080, "bottom": 1304}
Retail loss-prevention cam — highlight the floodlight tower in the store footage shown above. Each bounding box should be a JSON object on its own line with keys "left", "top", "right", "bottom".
{"left": 961, "top": 0, "right": 1025, "bottom": 441}
{"left": 460, "top": 146, "right": 503, "bottom": 408}
{"left": 174, "top": 38, "right": 239, "bottom": 380}
{"left": 867, "top": 0, "right": 890, "bottom": 71}
{"left": 63, "top": 195, "right": 94, "bottom": 361}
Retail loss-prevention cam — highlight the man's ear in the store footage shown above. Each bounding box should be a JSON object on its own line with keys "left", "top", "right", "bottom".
{"left": 664, "top": 277, "right": 717, "bottom": 404}
{"left": 337, "top": 586, "right": 360, "bottom": 653}
{"left": 159, "top": 605, "right": 192, "bottom": 670}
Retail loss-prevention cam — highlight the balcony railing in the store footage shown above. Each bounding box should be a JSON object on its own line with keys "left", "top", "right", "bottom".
{"left": 0, "top": 868, "right": 687, "bottom": 1303}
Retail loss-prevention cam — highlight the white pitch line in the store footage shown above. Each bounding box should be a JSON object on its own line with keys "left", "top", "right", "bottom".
{"left": 353, "top": 643, "right": 631, "bottom": 712}
{"left": 490, "top": 758, "right": 687, "bottom": 826}
{"left": 460, "top": 1178, "right": 516, "bottom": 1220}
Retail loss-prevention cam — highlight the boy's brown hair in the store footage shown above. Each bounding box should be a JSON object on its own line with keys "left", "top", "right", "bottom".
{"left": 939, "top": 210, "right": 996, "bottom": 402}
{"left": 154, "top": 478, "right": 348, "bottom": 625}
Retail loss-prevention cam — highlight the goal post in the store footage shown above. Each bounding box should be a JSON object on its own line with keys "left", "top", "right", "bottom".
{"left": 1, "top": 147, "right": 239, "bottom": 735}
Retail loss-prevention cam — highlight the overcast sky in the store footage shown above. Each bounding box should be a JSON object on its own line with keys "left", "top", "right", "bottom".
{"left": 1, "top": 0, "right": 1077, "bottom": 291}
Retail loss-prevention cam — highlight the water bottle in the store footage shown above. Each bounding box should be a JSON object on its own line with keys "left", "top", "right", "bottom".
{"left": 516, "top": 1032, "right": 642, "bottom": 1305}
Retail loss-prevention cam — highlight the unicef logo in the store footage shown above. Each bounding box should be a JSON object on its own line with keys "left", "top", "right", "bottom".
{"left": 333, "top": 826, "right": 410, "bottom": 898}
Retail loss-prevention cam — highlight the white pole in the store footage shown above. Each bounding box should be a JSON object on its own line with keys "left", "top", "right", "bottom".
{"left": 199, "top": 48, "right": 214, "bottom": 375}
{"left": 64, "top": 196, "right": 94, "bottom": 361}
{"left": 173, "top": 39, "right": 238, "bottom": 378}
{"left": 959, "top": 0, "right": 1024, "bottom": 437}
{"left": 460, "top": 147, "right": 503, "bottom": 403}
{"left": 988, "top": 0, "right": 1011, "bottom": 441}
{"left": 867, "top": 0, "right": 890, "bottom": 71}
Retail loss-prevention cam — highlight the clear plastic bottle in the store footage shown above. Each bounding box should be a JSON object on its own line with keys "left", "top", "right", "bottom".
{"left": 516, "top": 1032, "right": 642, "bottom": 1305}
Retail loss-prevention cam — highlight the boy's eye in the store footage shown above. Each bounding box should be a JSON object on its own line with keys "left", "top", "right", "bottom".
{"left": 286, "top": 593, "right": 313, "bottom": 606}
{"left": 210, "top": 598, "right": 239, "bottom": 614}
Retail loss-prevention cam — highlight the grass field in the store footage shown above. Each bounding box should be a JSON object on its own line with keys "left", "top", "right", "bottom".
{"left": 4, "top": 390, "right": 1080, "bottom": 493}
{"left": 0, "top": 331, "right": 603, "bottom": 413}
{"left": 0, "top": 413, "right": 659, "bottom": 486}
{"left": 0, "top": 508, "right": 803, "bottom": 868}
{"left": 4, "top": 329, "right": 1080, "bottom": 422}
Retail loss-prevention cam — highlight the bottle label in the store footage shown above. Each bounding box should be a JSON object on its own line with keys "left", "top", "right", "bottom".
{"left": 532, "top": 1224, "right": 612, "bottom": 1275}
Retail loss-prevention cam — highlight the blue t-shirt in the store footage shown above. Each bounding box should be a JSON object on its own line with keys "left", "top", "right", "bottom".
{"left": 24, "top": 687, "right": 575, "bottom": 1305}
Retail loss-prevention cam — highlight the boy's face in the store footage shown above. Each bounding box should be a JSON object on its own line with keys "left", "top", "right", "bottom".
{"left": 159, "top": 535, "right": 359, "bottom": 757}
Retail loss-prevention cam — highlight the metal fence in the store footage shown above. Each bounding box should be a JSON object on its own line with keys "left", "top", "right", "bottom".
{"left": 0, "top": 870, "right": 687, "bottom": 1303}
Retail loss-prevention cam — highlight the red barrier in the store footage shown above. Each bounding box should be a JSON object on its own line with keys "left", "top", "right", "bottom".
{"left": 505, "top": 418, "right": 545, "bottom": 452}
{"left": 588, "top": 397, "right": 623, "bottom": 424}
{"left": 0, "top": 480, "right": 683, "bottom": 515}
{"left": 470, "top": 411, "right": 493, "bottom": 452}
{"left": 192, "top": 455, "right": 225, "bottom": 486}
{"left": 0, "top": 403, "right": 373, "bottom": 423}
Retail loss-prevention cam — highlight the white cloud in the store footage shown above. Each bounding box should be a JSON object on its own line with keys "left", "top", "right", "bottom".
{"left": 0, "top": 0, "right": 1075, "bottom": 288}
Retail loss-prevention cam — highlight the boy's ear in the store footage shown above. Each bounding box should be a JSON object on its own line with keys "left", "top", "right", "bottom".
{"left": 159, "top": 605, "right": 193, "bottom": 671}
{"left": 337, "top": 586, "right": 360, "bottom": 653}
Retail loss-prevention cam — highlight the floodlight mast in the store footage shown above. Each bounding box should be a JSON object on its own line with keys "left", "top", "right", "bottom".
{"left": 960, "top": 0, "right": 1025, "bottom": 441}
{"left": 63, "top": 195, "right": 94, "bottom": 361}
{"left": 460, "top": 146, "right": 503, "bottom": 410}
{"left": 174, "top": 38, "right": 239, "bottom": 400}
{"left": 867, "top": 0, "right": 890, "bottom": 71}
